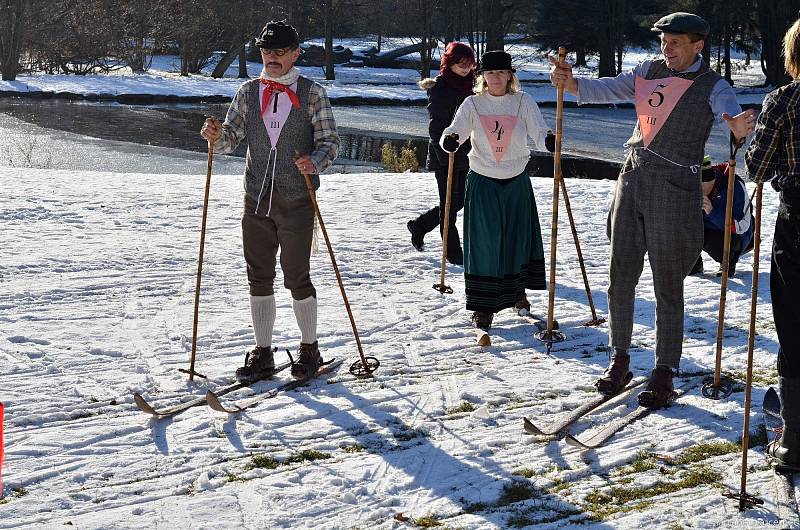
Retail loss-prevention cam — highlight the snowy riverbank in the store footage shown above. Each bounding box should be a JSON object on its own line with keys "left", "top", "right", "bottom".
{"left": 0, "top": 42, "right": 773, "bottom": 108}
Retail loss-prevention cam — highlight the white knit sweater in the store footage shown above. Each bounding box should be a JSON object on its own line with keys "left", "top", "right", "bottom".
{"left": 441, "top": 91, "right": 549, "bottom": 179}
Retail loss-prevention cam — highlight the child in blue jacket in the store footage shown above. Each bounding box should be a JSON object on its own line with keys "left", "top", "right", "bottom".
{"left": 689, "top": 159, "right": 755, "bottom": 277}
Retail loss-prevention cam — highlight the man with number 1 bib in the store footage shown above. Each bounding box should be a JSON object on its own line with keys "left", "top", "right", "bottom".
{"left": 549, "top": 12, "right": 755, "bottom": 408}
{"left": 201, "top": 21, "right": 339, "bottom": 382}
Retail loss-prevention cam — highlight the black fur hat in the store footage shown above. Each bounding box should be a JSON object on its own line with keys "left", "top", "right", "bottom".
{"left": 255, "top": 21, "right": 299, "bottom": 49}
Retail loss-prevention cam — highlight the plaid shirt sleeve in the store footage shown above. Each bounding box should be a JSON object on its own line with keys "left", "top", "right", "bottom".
{"left": 212, "top": 84, "right": 249, "bottom": 155}
{"left": 307, "top": 83, "right": 340, "bottom": 173}
{"left": 745, "top": 90, "right": 784, "bottom": 183}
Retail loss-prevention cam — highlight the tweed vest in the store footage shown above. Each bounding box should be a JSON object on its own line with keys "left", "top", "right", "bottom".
{"left": 627, "top": 59, "right": 720, "bottom": 168}
{"left": 242, "top": 76, "right": 317, "bottom": 203}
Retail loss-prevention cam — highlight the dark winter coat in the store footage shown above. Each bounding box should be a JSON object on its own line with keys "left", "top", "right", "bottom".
{"left": 421, "top": 75, "right": 471, "bottom": 171}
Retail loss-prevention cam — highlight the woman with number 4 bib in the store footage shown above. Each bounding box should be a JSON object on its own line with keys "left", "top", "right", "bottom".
{"left": 441, "top": 50, "right": 554, "bottom": 333}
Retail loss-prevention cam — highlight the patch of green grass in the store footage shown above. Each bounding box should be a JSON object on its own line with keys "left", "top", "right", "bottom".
{"left": 0, "top": 487, "right": 29, "bottom": 505}
{"left": 343, "top": 444, "right": 365, "bottom": 453}
{"left": 414, "top": 514, "right": 442, "bottom": 527}
{"left": 227, "top": 473, "right": 245, "bottom": 482}
{"left": 548, "top": 476, "right": 570, "bottom": 493}
{"left": 511, "top": 468, "right": 538, "bottom": 478}
{"left": 285, "top": 450, "right": 331, "bottom": 464}
{"left": 463, "top": 501, "right": 489, "bottom": 514}
{"left": 463, "top": 480, "right": 544, "bottom": 514}
{"left": 246, "top": 454, "right": 280, "bottom": 470}
{"left": 393, "top": 427, "right": 427, "bottom": 441}
{"left": 446, "top": 401, "right": 476, "bottom": 415}
{"left": 673, "top": 442, "right": 739, "bottom": 465}
{"left": 498, "top": 480, "right": 540, "bottom": 505}
{"left": 587, "top": 501, "right": 654, "bottom": 522}
{"left": 727, "top": 369, "right": 779, "bottom": 387}
{"left": 624, "top": 450, "right": 657, "bottom": 474}
{"left": 585, "top": 465, "right": 721, "bottom": 511}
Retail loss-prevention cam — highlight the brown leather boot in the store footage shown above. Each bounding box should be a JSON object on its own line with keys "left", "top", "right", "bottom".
{"left": 594, "top": 352, "right": 633, "bottom": 396}
{"left": 637, "top": 366, "right": 677, "bottom": 409}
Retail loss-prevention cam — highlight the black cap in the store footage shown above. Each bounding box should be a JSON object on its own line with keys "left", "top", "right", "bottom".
{"left": 478, "top": 51, "right": 515, "bottom": 73}
{"left": 255, "top": 21, "right": 299, "bottom": 49}
{"left": 651, "top": 12, "right": 710, "bottom": 37}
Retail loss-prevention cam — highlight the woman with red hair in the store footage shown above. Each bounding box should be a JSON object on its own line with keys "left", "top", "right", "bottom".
{"left": 407, "top": 42, "right": 476, "bottom": 265}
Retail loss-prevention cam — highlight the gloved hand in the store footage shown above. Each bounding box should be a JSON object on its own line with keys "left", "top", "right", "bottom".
{"left": 545, "top": 130, "right": 555, "bottom": 153}
{"left": 443, "top": 133, "right": 459, "bottom": 153}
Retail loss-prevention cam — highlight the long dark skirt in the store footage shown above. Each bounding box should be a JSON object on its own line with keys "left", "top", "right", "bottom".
{"left": 463, "top": 170, "right": 545, "bottom": 313}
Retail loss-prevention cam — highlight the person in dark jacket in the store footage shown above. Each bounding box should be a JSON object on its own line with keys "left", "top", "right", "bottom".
{"left": 407, "top": 42, "right": 476, "bottom": 265}
{"left": 745, "top": 16, "right": 800, "bottom": 475}
{"left": 689, "top": 157, "right": 754, "bottom": 277}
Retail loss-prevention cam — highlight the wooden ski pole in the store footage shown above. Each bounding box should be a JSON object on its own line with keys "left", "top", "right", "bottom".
{"left": 723, "top": 180, "right": 764, "bottom": 510}
{"left": 702, "top": 133, "right": 744, "bottom": 399}
{"left": 295, "top": 152, "right": 379, "bottom": 378}
{"left": 433, "top": 151, "right": 456, "bottom": 294}
{"left": 560, "top": 180, "right": 605, "bottom": 326}
{"left": 536, "top": 46, "right": 568, "bottom": 352}
{"left": 179, "top": 132, "right": 215, "bottom": 381}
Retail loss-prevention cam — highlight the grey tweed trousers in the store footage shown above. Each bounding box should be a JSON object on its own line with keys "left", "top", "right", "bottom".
{"left": 606, "top": 154, "right": 704, "bottom": 369}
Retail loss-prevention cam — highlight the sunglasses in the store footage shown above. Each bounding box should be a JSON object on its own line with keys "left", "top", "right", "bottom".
{"left": 261, "top": 47, "right": 293, "bottom": 57}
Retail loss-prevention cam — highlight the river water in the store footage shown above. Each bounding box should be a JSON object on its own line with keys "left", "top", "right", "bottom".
{"left": 0, "top": 98, "right": 738, "bottom": 173}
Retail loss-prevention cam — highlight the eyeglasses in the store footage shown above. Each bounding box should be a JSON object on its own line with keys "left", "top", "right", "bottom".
{"left": 261, "top": 47, "right": 292, "bottom": 57}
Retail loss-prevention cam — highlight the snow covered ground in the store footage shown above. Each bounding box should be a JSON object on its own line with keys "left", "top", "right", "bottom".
{"left": 0, "top": 109, "right": 793, "bottom": 529}
{"left": 0, "top": 39, "right": 772, "bottom": 106}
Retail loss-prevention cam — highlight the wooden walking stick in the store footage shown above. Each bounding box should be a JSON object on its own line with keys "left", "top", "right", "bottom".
{"left": 535, "top": 46, "right": 568, "bottom": 352}
{"left": 433, "top": 151, "right": 456, "bottom": 294}
{"left": 295, "top": 152, "right": 380, "bottom": 378}
{"left": 560, "top": 181, "right": 606, "bottom": 326}
{"left": 178, "top": 127, "right": 216, "bottom": 381}
{"left": 702, "top": 133, "right": 745, "bottom": 400}
{"left": 722, "top": 179, "right": 765, "bottom": 510}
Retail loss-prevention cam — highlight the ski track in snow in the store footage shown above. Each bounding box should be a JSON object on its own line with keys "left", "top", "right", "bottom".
{"left": 0, "top": 134, "right": 791, "bottom": 529}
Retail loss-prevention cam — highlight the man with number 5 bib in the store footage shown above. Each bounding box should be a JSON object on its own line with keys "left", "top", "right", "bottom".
{"left": 549, "top": 12, "right": 755, "bottom": 408}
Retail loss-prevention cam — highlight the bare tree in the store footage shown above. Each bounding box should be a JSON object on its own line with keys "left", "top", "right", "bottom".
{"left": 0, "top": 0, "right": 30, "bottom": 80}
{"left": 160, "top": 0, "right": 224, "bottom": 76}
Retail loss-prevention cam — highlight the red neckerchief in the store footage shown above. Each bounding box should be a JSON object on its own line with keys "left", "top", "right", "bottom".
{"left": 259, "top": 79, "right": 300, "bottom": 116}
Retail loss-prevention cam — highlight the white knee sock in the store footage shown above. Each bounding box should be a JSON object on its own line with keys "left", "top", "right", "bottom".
{"left": 250, "top": 295, "right": 276, "bottom": 348}
{"left": 293, "top": 296, "right": 317, "bottom": 344}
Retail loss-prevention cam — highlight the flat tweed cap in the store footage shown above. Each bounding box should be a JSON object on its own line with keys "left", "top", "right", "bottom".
{"left": 651, "top": 12, "right": 710, "bottom": 37}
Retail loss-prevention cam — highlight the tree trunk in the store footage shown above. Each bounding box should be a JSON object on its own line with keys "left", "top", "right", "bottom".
{"left": 758, "top": 0, "right": 796, "bottom": 87}
{"left": 211, "top": 42, "right": 245, "bottom": 79}
{"left": 417, "top": 0, "right": 433, "bottom": 79}
{"left": 180, "top": 49, "right": 189, "bottom": 76}
{"left": 723, "top": 19, "right": 732, "bottom": 85}
{"left": 238, "top": 42, "right": 248, "bottom": 78}
{"left": 324, "top": 1, "right": 334, "bottom": 81}
{"left": 574, "top": 47, "right": 587, "bottom": 68}
{"left": 0, "top": 0, "right": 29, "bottom": 81}
{"left": 483, "top": 0, "right": 504, "bottom": 51}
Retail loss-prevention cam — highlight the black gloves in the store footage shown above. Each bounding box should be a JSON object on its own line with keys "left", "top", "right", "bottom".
{"left": 443, "top": 133, "right": 459, "bottom": 153}
{"left": 545, "top": 130, "right": 555, "bottom": 153}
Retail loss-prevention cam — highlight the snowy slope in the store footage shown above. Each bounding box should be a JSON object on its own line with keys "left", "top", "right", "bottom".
{"left": 0, "top": 125, "right": 790, "bottom": 529}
